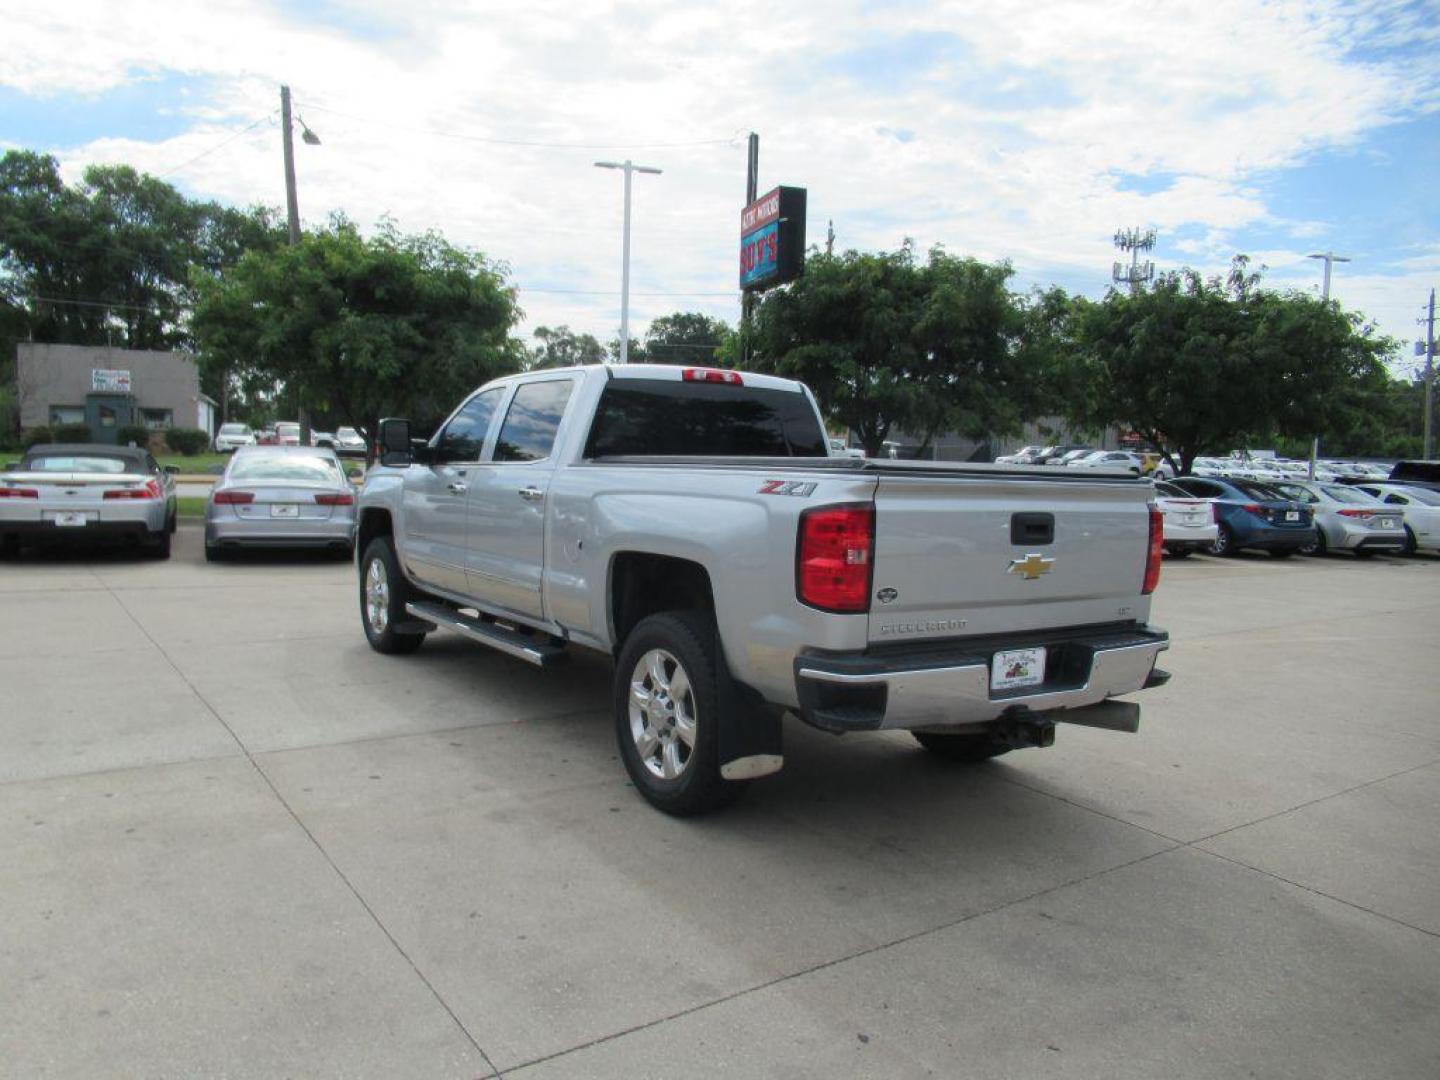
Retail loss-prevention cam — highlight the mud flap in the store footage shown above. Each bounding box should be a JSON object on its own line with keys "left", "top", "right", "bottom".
{"left": 717, "top": 674, "right": 784, "bottom": 781}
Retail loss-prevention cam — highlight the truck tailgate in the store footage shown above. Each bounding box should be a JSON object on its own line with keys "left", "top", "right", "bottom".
{"left": 867, "top": 473, "right": 1152, "bottom": 642}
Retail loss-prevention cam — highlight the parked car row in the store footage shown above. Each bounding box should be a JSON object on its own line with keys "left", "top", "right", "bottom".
{"left": 994, "top": 445, "right": 1174, "bottom": 478}
{"left": 215, "top": 423, "right": 369, "bottom": 456}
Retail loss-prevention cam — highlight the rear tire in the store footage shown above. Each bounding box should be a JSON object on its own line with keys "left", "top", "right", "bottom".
{"left": 1403, "top": 525, "right": 1418, "bottom": 556}
{"left": 913, "top": 730, "right": 1013, "bottom": 762}
{"left": 1299, "top": 528, "right": 1326, "bottom": 557}
{"left": 613, "top": 611, "right": 743, "bottom": 816}
{"left": 148, "top": 524, "right": 172, "bottom": 560}
{"left": 1208, "top": 524, "right": 1235, "bottom": 557}
{"left": 359, "top": 536, "right": 426, "bottom": 655}
{"left": 204, "top": 543, "right": 225, "bottom": 563}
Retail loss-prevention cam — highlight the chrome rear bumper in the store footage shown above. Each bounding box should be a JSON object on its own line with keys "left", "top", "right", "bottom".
{"left": 794, "top": 625, "right": 1169, "bottom": 733}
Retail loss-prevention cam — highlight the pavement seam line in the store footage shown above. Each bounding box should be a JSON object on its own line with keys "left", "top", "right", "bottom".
{"left": 102, "top": 584, "right": 503, "bottom": 1078}
{"left": 1188, "top": 845, "right": 1440, "bottom": 940}
{"left": 500, "top": 842, "right": 1183, "bottom": 1076}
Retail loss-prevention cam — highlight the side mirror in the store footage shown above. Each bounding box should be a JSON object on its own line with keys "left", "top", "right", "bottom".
{"left": 163, "top": 464, "right": 181, "bottom": 476}
{"left": 378, "top": 417, "right": 414, "bottom": 467}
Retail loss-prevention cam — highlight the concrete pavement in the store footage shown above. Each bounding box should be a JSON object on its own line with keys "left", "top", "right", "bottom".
{"left": 2, "top": 528, "right": 1437, "bottom": 1077}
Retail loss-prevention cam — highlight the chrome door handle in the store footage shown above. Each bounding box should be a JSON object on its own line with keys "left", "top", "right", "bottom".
{"left": 518, "top": 486, "right": 544, "bottom": 502}
{"left": 447, "top": 481, "right": 468, "bottom": 494}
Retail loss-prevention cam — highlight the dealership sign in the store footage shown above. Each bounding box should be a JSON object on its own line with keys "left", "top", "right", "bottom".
{"left": 739, "top": 186, "right": 806, "bottom": 292}
{"left": 91, "top": 369, "right": 132, "bottom": 393}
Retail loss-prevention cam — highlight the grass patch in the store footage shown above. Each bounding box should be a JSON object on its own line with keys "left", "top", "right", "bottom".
{"left": 157, "top": 452, "right": 231, "bottom": 473}
{"left": 177, "top": 496, "right": 208, "bottom": 518}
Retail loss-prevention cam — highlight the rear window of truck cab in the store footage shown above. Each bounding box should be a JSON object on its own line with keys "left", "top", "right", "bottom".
{"left": 584, "top": 380, "right": 827, "bottom": 458}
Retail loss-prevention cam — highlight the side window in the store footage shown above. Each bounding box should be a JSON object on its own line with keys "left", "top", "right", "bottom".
{"left": 494, "top": 380, "right": 575, "bottom": 463}
{"left": 435, "top": 389, "right": 502, "bottom": 463}
{"left": 1385, "top": 494, "right": 1407, "bottom": 505}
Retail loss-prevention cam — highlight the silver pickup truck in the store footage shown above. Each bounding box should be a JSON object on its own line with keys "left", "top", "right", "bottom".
{"left": 354, "top": 364, "right": 1169, "bottom": 814}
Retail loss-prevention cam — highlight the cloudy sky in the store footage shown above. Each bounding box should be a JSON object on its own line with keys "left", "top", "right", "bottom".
{"left": 3, "top": 0, "right": 1437, "bottom": 373}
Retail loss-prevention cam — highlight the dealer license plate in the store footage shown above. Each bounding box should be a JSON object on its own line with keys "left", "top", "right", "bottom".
{"left": 1285, "top": 511, "right": 1299, "bottom": 521}
{"left": 991, "top": 647, "right": 1046, "bottom": 692}
{"left": 54, "top": 512, "right": 88, "bottom": 527}
{"left": 270, "top": 504, "right": 299, "bottom": 518}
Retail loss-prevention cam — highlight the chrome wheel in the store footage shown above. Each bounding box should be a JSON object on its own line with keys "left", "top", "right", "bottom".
{"left": 627, "top": 648, "right": 697, "bottom": 780}
{"left": 365, "top": 556, "right": 390, "bottom": 634}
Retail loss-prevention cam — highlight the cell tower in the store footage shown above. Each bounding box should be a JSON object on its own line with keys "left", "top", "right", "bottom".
{"left": 1112, "top": 228, "right": 1157, "bottom": 293}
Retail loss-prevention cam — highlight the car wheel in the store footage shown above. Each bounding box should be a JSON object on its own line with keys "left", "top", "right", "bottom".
{"left": 1299, "top": 528, "right": 1325, "bottom": 557}
{"left": 912, "top": 730, "right": 1013, "bottom": 762}
{"left": 204, "top": 543, "right": 225, "bottom": 563}
{"left": 613, "top": 610, "right": 743, "bottom": 816}
{"left": 359, "top": 536, "right": 426, "bottom": 655}
{"left": 1403, "top": 525, "right": 1418, "bottom": 556}
{"left": 1208, "top": 524, "right": 1234, "bottom": 557}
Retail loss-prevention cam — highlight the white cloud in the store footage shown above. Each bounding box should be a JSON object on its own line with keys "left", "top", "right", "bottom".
{"left": 1, "top": 0, "right": 1434, "bottom": 350}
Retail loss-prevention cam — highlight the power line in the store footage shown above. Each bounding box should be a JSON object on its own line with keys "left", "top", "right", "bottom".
{"left": 303, "top": 102, "right": 742, "bottom": 150}
{"left": 156, "top": 112, "right": 277, "bottom": 178}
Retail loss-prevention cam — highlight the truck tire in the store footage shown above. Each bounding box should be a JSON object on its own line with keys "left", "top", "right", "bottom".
{"left": 359, "top": 535, "right": 426, "bottom": 655}
{"left": 912, "top": 730, "right": 1012, "bottom": 762}
{"left": 613, "top": 611, "right": 743, "bottom": 816}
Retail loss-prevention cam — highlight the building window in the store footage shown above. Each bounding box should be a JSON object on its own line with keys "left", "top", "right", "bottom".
{"left": 98, "top": 405, "right": 118, "bottom": 428}
{"left": 50, "top": 405, "right": 85, "bottom": 425}
{"left": 142, "top": 408, "right": 173, "bottom": 430}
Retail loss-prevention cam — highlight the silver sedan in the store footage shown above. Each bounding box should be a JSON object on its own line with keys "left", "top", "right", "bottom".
{"left": 1270, "top": 480, "right": 1406, "bottom": 557}
{"left": 204, "top": 447, "right": 356, "bottom": 561}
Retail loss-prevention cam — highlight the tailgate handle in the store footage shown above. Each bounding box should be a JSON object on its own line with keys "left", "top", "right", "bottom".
{"left": 1011, "top": 512, "right": 1054, "bottom": 546}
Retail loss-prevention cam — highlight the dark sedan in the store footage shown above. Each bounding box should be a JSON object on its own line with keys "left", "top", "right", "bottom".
{"left": 1169, "top": 476, "right": 1315, "bottom": 557}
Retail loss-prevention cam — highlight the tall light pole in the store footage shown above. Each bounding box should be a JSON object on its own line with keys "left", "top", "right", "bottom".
{"left": 1306, "top": 251, "right": 1351, "bottom": 479}
{"left": 280, "top": 85, "right": 320, "bottom": 438}
{"left": 595, "top": 160, "right": 662, "bottom": 364}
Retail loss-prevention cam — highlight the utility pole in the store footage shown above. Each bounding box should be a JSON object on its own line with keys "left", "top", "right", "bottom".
{"left": 826, "top": 219, "right": 835, "bottom": 256}
{"left": 741, "top": 132, "right": 758, "bottom": 367}
{"left": 594, "top": 160, "right": 662, "bottom": 364}
{"left": 280, "top": 85, "right": 301, "bottom": 244}
{"left": 1306, "top": 251, "right": 1351, "bottom": 478}
{"left": 1112, "top": 228, "right": 1156, "bottom": 294}
{"left": 1424, "top": 288, "right": 1435, "bottom": 460}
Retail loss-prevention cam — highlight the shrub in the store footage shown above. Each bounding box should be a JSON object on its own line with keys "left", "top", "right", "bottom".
{"left": 164, "top": 427, "right": 210, "bottom": 456}
{"left": 116, "top": 424, "right": 153, "bottom": 449}
{"left": 21, "top": 426, "right": 54, "bottom": 449}
{"left": 53, "top": 422, "right": 92, "bottom": 443}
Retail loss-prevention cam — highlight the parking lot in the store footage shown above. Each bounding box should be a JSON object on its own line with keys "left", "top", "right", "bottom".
{"left": 2, "top": 526, "right": 1438, "bottom": 1078}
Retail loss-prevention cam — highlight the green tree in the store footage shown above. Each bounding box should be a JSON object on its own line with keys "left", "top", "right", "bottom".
{"left": 639, "top": 311, "right": 730, "bottom": 366}
{"left": 1062, "top": 258, "right": 1395, "bottom": 473}
{"left": 191, "top": 218, "right": 524, "bottom": 447}
{"left": 747, "top": 244, "right": 1032, "bottom": 455}
{"left": 530, "top": 325, "right": 607, "bottom": 369}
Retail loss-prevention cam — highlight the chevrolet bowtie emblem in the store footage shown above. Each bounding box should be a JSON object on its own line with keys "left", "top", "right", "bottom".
{"left": 1007, "top": 553, "right": 1055, "bottom": 581}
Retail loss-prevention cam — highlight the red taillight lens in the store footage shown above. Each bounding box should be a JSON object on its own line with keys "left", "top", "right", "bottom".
{"left": 1337, "top": 508, "right": 1374, "bottom": 518}
{"left": 682, "top": 368, "right": 743, "bottom": 385}
{"left": 1241, "top": 503, "right": 1265, "bottom": 516}
{"left": 314, "top": 492, "right": 354, "bottom": 506}
{"left": 796, "top": 504, "right": 874, "bottom": 613}
{"left": 1143, "top": 506, "right": 1163, "bottom": 595}
{"left": 0, "top": 487, "right": 38, "bottom": 499}
{"left": 213, "top": 490, "right": 255, "bottom": 505}
{"left": 103, "top": 479, "right": 162, "bottom": 500}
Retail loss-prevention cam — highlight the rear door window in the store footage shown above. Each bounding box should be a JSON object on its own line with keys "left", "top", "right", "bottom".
{"left": 494, "top": 380, "right": 575, "bottom": 463}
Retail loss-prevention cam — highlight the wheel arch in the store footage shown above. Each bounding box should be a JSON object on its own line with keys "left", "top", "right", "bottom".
{"left": 608, "top": 551, "right": 716, "bottom": 652}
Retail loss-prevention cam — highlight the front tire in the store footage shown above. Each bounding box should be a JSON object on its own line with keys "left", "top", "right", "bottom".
{"left": 613, "top": 611, "right": 742, "bottom": 816}
{"left": 359, "top": 536, "right": 426, "bottom": 655}
{"left": 913, "top": 730, "right": 1012, "bottom": 762}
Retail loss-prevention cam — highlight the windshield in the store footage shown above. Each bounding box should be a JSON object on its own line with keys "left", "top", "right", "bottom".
{"left": 337, "top": 427, "right": 361, "bottom": 439}
{"left": 275, "top": 423, "right": 300, "bottom": 436}
{"left": 219, "top": 424, "right": 249, "bottom": 435}
{"left": 23, "top": 454, "right": 133, "bottom": 474}
{"left": 228, "top": 453, "right": 340, "bottom": 483}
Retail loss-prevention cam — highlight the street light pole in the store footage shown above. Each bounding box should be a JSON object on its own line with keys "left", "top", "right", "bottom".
{"left": 1306, "top": 250, "right": 1351, "bottom": 479}
{"left": 595, "top": 160, "right": 662, "bottom": 364}
{"left": 280, "top": 85, "right": 320, "bottom": 440}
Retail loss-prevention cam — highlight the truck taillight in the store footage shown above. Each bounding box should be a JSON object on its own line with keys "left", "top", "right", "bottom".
{"left": 0, "top": 487, "right": 38, "bottom": 499}
{"left": 797, "top": 504, "right": 874, "bottom": 613}
{"left": 103, "top": 479, "right": 162, "bottom": 500}
{"left": 213, "top": 490, "right": 255, "bottom": 505}
{"left": 1143, "top": 506, "right": 1163, "bottom": 595}
{"left": 314, "top": 492, "right": 354, "bottom": 506}
{"left": 682, "top": 368, "right": 743, "bottom": 385}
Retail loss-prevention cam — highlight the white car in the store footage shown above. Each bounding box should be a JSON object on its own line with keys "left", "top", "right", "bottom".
{"left": 994, "top": 444, "right": 1046, "bottom": 465}
{"left": 1066, "top": 450, "right": 1143, "bottom": 474}
{"left": 214, "top": 423, "right": 256, "bottom": 453}
{"left": 1153, "top": 481, "right": 1218, "bottom": 556}
{"left": 1354, "top": 483, "right": 1440, "bottom": 554}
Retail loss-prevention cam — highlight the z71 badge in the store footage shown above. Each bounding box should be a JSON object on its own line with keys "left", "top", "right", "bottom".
{"left": 757, "top": 480, "right": 817, "bottom": 497}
